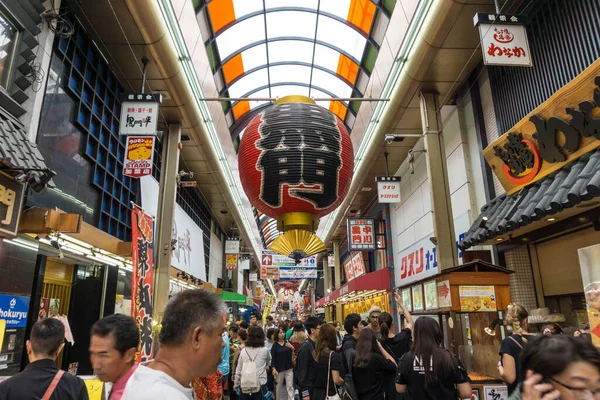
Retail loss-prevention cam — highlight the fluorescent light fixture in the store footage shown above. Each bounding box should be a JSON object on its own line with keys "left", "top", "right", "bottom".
{"left": 320, "top": 0, "right": 434, "bottom": 241}
{"left": 157, "top": 0, "right": 260, "bottom": 257}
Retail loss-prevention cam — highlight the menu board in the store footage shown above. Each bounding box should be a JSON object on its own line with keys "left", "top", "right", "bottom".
{"left": 401, "top": 288, "right": 412, "bottom": 311}
{"left": 459, "top": 286, "right": 497, "bottom": 312}
{"left": 424, "top": 280, "right": 438, "bottom": 310}
{"left": 412, "top": 284, "right": 424, "bottom": 311}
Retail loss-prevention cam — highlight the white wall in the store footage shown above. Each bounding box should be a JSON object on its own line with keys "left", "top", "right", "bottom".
{"left": 390, "top": 95, "right": 489, "bottom": 288}
{"left": 208, "top": 228, "right": 223, "bottom": 286}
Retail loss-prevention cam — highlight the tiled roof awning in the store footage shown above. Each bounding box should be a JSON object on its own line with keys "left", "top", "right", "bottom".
{"left": 460, "top": 149, "right": 600, "bottom": 250}
{"left": 0, "top": 107, "right": 54, "bottom": 187}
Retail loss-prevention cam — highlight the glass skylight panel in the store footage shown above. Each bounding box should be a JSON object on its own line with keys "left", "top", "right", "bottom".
{"left": 317, "top": 15, "right": 366, "bottom": 60}
{"left": 264, "top": 0, "right": 318, "bottom": 10}
{"left": 312, "top": 44, "right": 342, "bottom": 73}
{"left": 231, "top": 0, "right": 263, "bottom": 19}
{"left": 227, "top": 68, "right": 269, "bottom": 98}
{"left": 270, "top": 85, "right": 310, "bottom": 98}
{"left": 319, "top": 0, "right": 351, "bottom": 20}
{"left": 311, "top": 68, "right": 353, "bottom": 98}
{"left": 266, "top": 11, "right": 316, "bottom": 41}
{"left": 248, "top": 88, "right": 270, "bottom": 110}
{"left": 269, "top": 65, "right": 311, "bottom": 85}
{"left": 239, "top": 44, "right": 268, "bottom": 71}
{"left": 267, "top": 40, "right": 314, "bottom": 64}
{"left": 309, "top": 88, "right": 332, "bottom": 110}
{"left": 215, "top": 15, "right": 265, "bottom": 60}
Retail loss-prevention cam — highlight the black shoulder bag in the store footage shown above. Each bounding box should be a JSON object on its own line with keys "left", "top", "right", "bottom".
{"left": 339, "top": 349, "right": 359, "bottom": 400}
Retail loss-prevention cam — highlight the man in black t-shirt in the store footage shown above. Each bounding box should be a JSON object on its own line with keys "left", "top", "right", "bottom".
{"left": 340, "top": 313, "right": 363, "bottom": 376}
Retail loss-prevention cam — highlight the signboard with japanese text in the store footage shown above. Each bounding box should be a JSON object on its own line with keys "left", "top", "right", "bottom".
{"left": 226, "top": 254, "right": 238, "bottom": 271}
{"left": 225, "top": 240, "right": 240, "bottom": 254}
{"left": 328, "top": 255, "right": 335, "bottom": 268}
{"left": 347, "top": 218, "right": 376, "bottom": 251}
{"left": 131, "top": 204, "right": 154, "bottom": 363}
{"left": 474, "top": 13, "right": 531, "bottom": 67}
{"left": 263, "top": 294, "right": 275, "bottom": 323}
{"left": 279, "top": 266, "right": 317, "bottom": 280}
{"left": 0, "top": 172, "right": 24, "bottom": 238}
{"left": 343, "top": 252, "right": 366, "bottom": 282}
{"left": 249, "top": 272, "right": 258, "bottom": 282}
{"left": 395, "top": 213, "right": 469, "bottom": 288}
{"left": 483, "top": 58, "right": 600, "bottom": 195}
{"left": 239, "top": 258, "right": 250, "bottom": 270}
{"left": 261, "top": 250, "right": 317, "bottom": 268}
{"left": 260, "top": 266, "right": 280, "bottom": 280}
{"left": 483, "top": 385, "right": 508, "bottom": 400}
{"left": 119, "top": 93, "right": 161, "bottom": 136}
{"left": 123, "top": 136, "right": 155, "bottom": 178}
{"left": 344, "top": 258, "right": 355, "bottom": 281}
{"left": 0, "top": 294, "right": 29, "bottom": 328}
{"left": 376, "top": 176, "right": 401, "bottom": 203}
{"left": 459, "top": 286, "right": 497, "bottom": 312}
{"left": 438, "top": 280, "right": 452, "bottom": 308}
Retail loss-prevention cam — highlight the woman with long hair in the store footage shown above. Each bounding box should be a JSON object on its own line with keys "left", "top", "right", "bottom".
{"left": 352, "top": 328, "right": 397, "bottom": 400}
{"left": 234, "top": 327, "right": 271, "bottom": 400}
{"left": 312, "top": 323, "right": 344, "bottom": 400}
{"left": 289, "top": 321, "right": 307, "bottom": 362}
{"left": 395, "top": 317, "right": 471, "bottom": 400}
{"left": 332, "top": 321, "right": 344, "bottom": 349}
{"left": 508, "top": 335, "right": 600, "bottom": 400}
{"left": 271, "top": 327, "right": 295, "bottom": 400}
{"left": 498, "top": 303, "right": 535, "bottom": 396}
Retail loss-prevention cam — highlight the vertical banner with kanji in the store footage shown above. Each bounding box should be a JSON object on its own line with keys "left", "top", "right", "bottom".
{"left": 347, "top": 218, "right": 376, "bottom": 251}
{"left": 131, "top": 204, "right": 154, "bottom": 362}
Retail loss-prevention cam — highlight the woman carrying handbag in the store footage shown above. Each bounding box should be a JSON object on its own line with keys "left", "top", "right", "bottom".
{"left": 312, "top": 324, "right": 344, "bottom": 400}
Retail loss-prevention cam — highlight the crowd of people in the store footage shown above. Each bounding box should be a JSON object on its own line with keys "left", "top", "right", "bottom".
{"left": 1, "top": 289, "right": 599, "bottom": 400}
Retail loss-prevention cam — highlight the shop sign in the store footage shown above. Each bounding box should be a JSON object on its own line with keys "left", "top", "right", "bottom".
{"left": 119, "top": 93, "right": 161, "bottom": 136}
{"left": 474, "top": 13, "right": 531, "bottom": 67}
{"left": 396, "top": 213, "right": 469, "bottom": 287}
{"left": 249, "top": 272, "right": 258, "bottom": 282}
{"left": 260, "top": 266, "right": 279, "bottom": 280}
{"left": 459, "top": 286, "right": 497, "bottom": 312}
{"left": 438, "top": 280, "right": 452, "bottom": 308}
{"left": 328, "top": 255, "right": 335, "bottom": 268}
{"left": 411, "top": 284, "right": 423, "bottom": 311}
{"left": 225, "top": 239, "right": 240, "bottom": 254}
{"left": 376, "top": 176, "right": 401, "bottom": 203}
{"left": 263, "top": 294, "right": 275, "bottom": 324}
{"left": 424, "top": 280, "right": 438, "bottom": 310}
{"left": 471, "top": 389, "right": 481, "bottom": 400}
{"left": 0, "top": 172, "right": 24, "bottom": 238}
{"left": 131, "top": 204, "right": 154, "bottom": 363}
{"left": 239, "top": 258, "right": 250, "bottom": 270}
{"left": 484, "top": 59, "right": 600, "bottom": 195}
{"left": 261, "top": 250, "right": 316, "bottom": 267}
{"left": 226, "top": 254, "right": 238, "bottom": 271}
{"left": 0, "top": 294, "right": 29, "bottom": 328}
{"left": 401, "top": 288, "right": 412, "bottom": 311}
{"left": 347, "top": 218, "right": 376, "bottom": 251}
{"left": 279, "top": 266, "right": 317, "bottom": 280}
{"left": 344, "top": 252, "right": 366, "bottom": 282}
{"left": 483, "top": 385, "right": 508, "bottom": 400}
{"left": 123, "top": 136, "right": 155, "bottom": 178}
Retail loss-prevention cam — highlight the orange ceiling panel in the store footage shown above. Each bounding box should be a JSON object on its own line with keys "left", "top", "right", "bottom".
{"left": 336, "top": 54, "right": 359, "bottom": 84}
{"left": 347, "top": 0, "right": 376, "bottom": 35}
{"left": 232, "top": 100, "right": 250, "bottom": 120}
{"left": 207, "top": 0, "right": 236, "bottom": 33}
{"left": 330, "top": 101, "right": 347, "bottom": 121}
{"left": 222, "top": 53, "right": 245, "bottom": 84}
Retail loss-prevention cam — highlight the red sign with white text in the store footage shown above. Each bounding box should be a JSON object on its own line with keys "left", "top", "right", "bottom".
{"left": 347, "top": 218, "right": 376, "bottom": 251}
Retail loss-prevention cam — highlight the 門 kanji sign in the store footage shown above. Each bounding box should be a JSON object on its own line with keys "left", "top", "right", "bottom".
{"left": 347, "top": 218, "right": 376, "bottom": 251}
{"left": 119, "top": 93, "right": 162, "bottom": 136}
{"left": 474, "top": 13, "right": 531, "bottom": 67}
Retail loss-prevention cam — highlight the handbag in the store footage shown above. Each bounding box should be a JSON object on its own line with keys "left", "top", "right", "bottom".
{"left": 42, "top": 370, "right": 64, "bottom": 400}
{"left": 326, "top": 351, "right": 341, "bottom": 400}
{"left": 339, "top": 350, "right": 358, "bottom": 400}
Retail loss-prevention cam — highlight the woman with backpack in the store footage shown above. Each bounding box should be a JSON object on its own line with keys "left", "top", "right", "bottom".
{"left": 235, "top": 326, "right": 271, "bottom": 400}
{"left": 271, "top": 327, "right": 295, "bottom": 400}
{"left": 395, "top": 317, "right": 471, "bottom": 400}
{"left": 352, "top": 329, "right": 397, "bottom": 400}
{"left": 498, "top": 303, "right": 535, "bottom": 396}
{"left": 312, "top": 323, "right": 344, "bottom": 400}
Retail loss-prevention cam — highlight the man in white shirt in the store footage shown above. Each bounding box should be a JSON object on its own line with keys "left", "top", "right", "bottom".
{"left": 122, "top": 289, "right": 228, "bottom": 399}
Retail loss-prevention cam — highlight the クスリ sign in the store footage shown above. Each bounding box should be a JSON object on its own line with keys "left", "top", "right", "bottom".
{"left": 0, "top": 294, "right": 30, "bottom": 328}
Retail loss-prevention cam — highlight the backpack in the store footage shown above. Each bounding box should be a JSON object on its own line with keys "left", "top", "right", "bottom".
{"left": 241, "top": 348, "right": 261, "bottom": 394}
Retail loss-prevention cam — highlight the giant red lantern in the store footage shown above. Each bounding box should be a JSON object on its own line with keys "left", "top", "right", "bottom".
{"left": 239, "top": 96, "right": 354, "bottom": 262}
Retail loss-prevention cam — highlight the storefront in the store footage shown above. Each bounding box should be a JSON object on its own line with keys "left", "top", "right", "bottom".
{"left": 461, "top": 58, "right": 600, "bottom": 338}
{"left": 220, "top": 290, "right": 253, "bottom": 324}
{"left": 315, "top": 268, "right": 391, "bottom": 321}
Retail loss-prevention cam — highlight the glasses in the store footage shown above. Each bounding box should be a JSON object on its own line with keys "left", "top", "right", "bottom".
{"left": 548, "top": 377, "right": 600, "bottom": 399}
{"left": 370, "top": 315, "right": 380, "bottom": 319}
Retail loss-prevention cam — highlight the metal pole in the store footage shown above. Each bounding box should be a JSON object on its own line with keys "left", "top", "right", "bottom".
{"left": 494, "top": 0, "right": 501, "bottom": 14}
{"left": 140, "top": 57, "right": 149, "bottom": 94}
{"left": 199, "top": 97, "right": 390, "bottom": 102}
{"left": 384, "top": 152, "right": 390, "bottom": 177}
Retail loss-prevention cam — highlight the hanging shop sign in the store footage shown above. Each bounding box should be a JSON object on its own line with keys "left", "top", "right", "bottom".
{"left": 261, "top": 250, "right": 316, "bottom": 267}
{"left": 123, "top": 136, "right": 155, "bottom": 178}
{"left": 328, "top": 255, "right": 335, "bottom": 267}
{"left": 347, "top": 218, "right": 376, "bottom": 251}
{"left": 376, "top": 176, "right": 401, "bottom": 203}
{"left": 239, "top": 258, "right": 250, "bottom": 270}
{"left": 484, "top": 58, "right": 600, "bottom": 195}
{"left": 263, "top": 294, "right": 275, "bottom": 323}
{"left": 459, "top": 286, "right": 497, "bottom": 312}
{"left": 279, "top": 267, "right": 317, "bottom": 280}
{"left": 225, "top": 239, "right": 240, "bottom": 254}
{"left": 0, "top": 172, "right": 24, "bottom": 238}
{"left": 344, "top": 252, "right": 366, "bottom": 282}
{"left": 438, "top": 280, "right": 452, "bottom": 308}
{"left": 119, "top": 93, "right": 161, "bottom": 136}
{"left": 474, "top": 13, "right": 531, "bottom": 67}
{"left": 260, "top": 266, "right": 280, "bottom": 280}
{"left": 249, "top": 272, "right": 258, "bottom": 282}
{"left": 226, "top": 254, "right": 238, "bottom": 271}
{"left": 131, "top": 204, "right": 154, "bottom": 363}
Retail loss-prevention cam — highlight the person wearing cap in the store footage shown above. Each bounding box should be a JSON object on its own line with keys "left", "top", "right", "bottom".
{"left": 365, "top": 306, "right": 382, "bottom": 340}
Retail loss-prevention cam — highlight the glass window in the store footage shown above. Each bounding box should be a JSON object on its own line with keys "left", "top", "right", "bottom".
{"left": 215, "top": 15, "right": 265, "bottom": 61}
{"left": 0, "top": 10, "right": 18, "bottom": 89}
{"left": 267, "top": 40, "right": 314, "bottom": 64}
{"left": 266, "top": 11, "right": 316, "bottom": 40}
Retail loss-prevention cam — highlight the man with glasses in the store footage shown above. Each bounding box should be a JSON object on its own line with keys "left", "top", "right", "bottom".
{"left": 294, "top": 316, "right": 322, "bottom": 400}
{"left": 365, "top": 306, "right": 382, "bottom": 340}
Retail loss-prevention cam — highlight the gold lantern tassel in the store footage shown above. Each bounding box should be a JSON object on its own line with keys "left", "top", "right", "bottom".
{"left": 269, "top": 230, "right": 326, "bottom": 262}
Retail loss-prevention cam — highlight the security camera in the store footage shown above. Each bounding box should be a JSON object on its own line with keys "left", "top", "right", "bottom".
{"left": 385, "top": 134, "right": 395, "bottom": 145}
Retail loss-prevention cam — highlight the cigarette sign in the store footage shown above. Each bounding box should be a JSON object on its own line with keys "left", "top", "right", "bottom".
{"left": 123, "top": 136, "right": 155, "bottom": 178}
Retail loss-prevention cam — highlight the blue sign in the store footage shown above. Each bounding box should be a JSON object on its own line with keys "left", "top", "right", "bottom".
{"left": 0, "top": 294, "right": 30, "bottom": 328}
